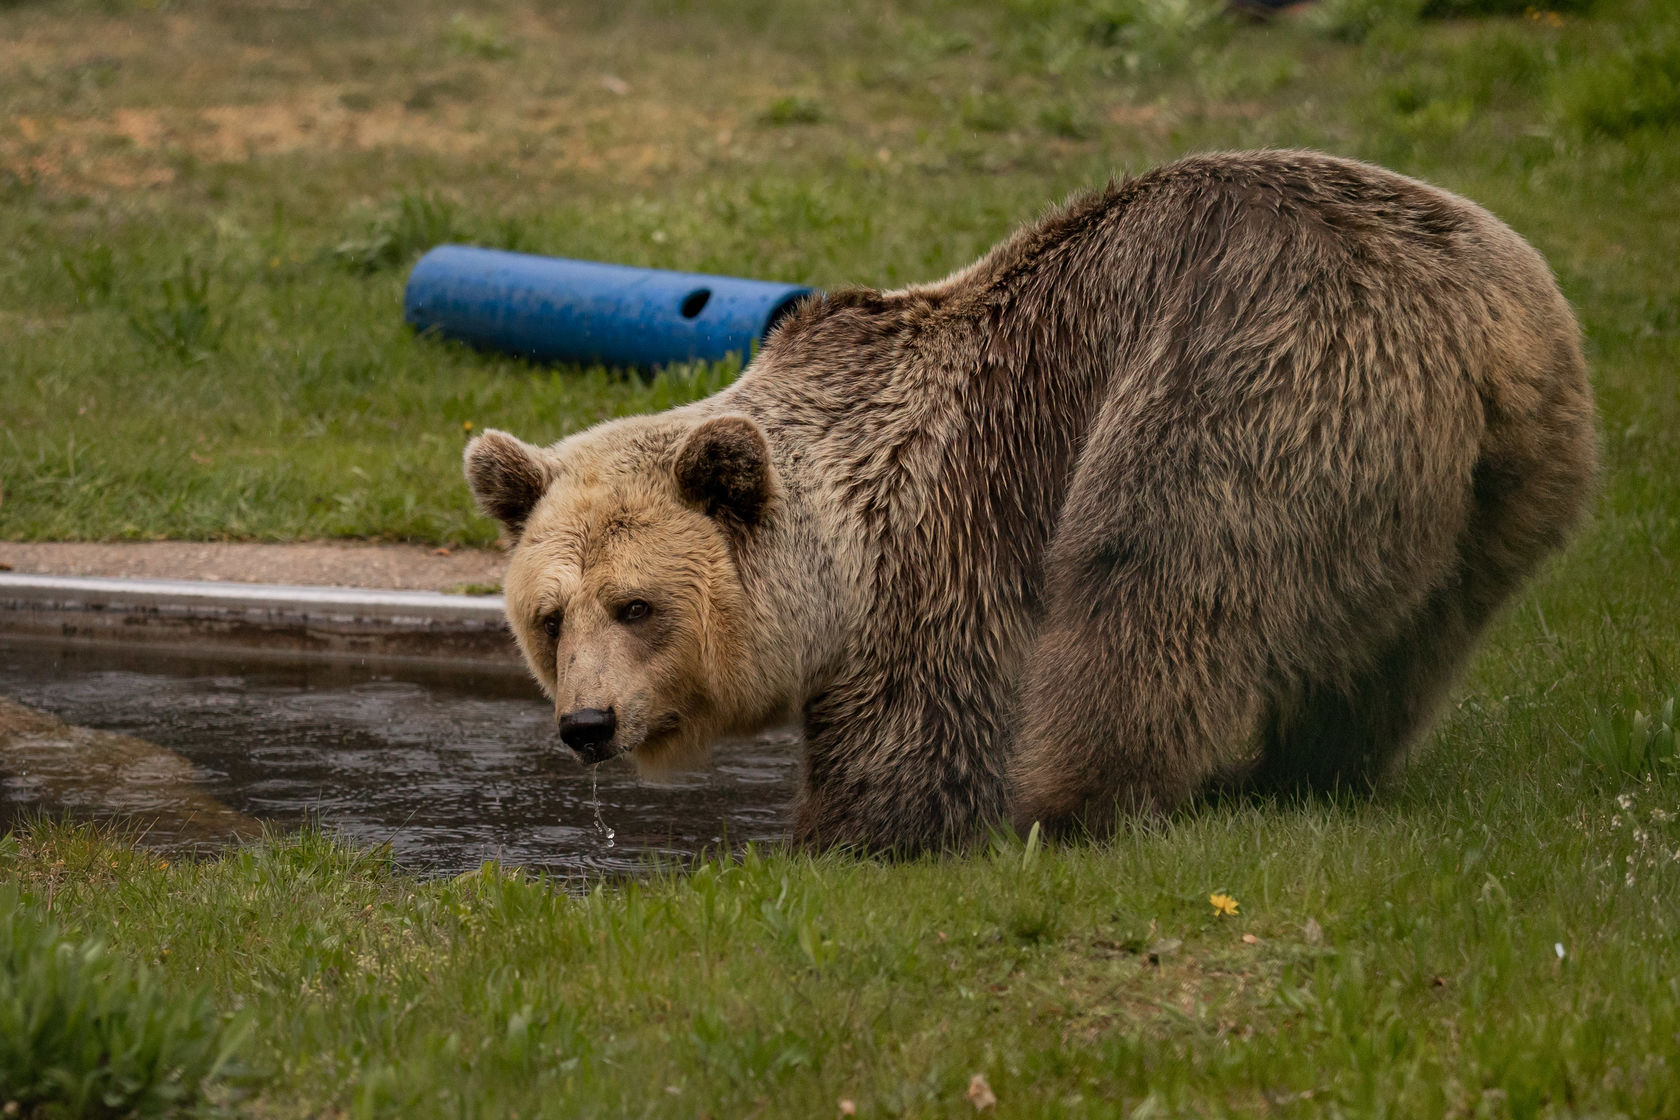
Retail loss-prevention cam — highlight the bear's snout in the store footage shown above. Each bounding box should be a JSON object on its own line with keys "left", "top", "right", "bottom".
{"left": 559, "top": 707, "right": 618, "bottom": 764}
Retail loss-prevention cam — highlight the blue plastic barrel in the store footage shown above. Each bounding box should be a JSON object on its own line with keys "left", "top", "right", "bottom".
{"left": 403, "top": 246, "right": 817, "bottom": 370}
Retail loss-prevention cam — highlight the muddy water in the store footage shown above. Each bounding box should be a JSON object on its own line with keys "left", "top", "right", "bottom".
{"left": 0, "top": 640, "right": 799, "bottom": 879}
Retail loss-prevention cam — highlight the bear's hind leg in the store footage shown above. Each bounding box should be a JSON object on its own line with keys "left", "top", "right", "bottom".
{"left": 1009, "top": 570, "right": 1268, "bottom": 837}
{"left": 1246, "top": 586, "right": 1475, "bottom": 797}
{"left": 1249, "top": 391, "right": 1598, "bottom": 797}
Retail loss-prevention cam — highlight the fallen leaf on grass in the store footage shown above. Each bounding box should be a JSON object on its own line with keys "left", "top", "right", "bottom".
{"left": 968, "top": 1074, "right": 997, "bottom": 1111}
{"left": 1242, "top": 932, "right": 1260, "bottom": 944}
{"left": 839, "top": 1100, "right": 857, "bottom": 1116}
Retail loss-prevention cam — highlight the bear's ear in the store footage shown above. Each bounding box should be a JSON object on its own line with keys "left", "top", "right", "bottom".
{"left": 674, "top": 415, "right": 776, "bottom": 526}
{"left": 463, "top": 429, "right": 553, "bottom": 540}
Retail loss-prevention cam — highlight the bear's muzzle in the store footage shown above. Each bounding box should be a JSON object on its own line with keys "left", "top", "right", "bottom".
{"left": 559, "top": 707, "right": 617, "bottom": 764}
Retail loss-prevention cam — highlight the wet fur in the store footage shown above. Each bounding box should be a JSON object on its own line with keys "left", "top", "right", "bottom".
{"left": 468, "top": 150, "right": 1597, "bottom": 853}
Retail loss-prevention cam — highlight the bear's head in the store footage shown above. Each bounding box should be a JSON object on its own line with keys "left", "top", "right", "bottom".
{"left": 464, "top": 413, "right": 782, "bottom": 771}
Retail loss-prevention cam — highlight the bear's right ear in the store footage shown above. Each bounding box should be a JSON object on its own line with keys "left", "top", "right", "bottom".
{"left": 463, "top": 429, "right": 553, "bottom": 540}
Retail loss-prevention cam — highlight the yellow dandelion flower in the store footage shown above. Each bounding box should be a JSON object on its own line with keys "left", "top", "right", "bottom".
{"left": 463, "top": 420, "right": 475, "bottom": 432}
{"left": 1210, "top": 892, "right": 1240, "bottom": 917}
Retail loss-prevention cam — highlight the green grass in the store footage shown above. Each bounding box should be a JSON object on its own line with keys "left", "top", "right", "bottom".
{"left": 1, "top": 883, "right": 247, "bottom": 1118}
{"left": 3, "top": 0, "right": 1680, "bottom": 1116}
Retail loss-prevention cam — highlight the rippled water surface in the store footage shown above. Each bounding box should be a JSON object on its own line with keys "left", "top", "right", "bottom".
{"left": 0, "top": 640, "right": 799, "bottom": 879}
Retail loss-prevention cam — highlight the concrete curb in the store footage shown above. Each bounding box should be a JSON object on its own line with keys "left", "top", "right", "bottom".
{"left": 0, "top": 573, "right": 521, "bottom": 668}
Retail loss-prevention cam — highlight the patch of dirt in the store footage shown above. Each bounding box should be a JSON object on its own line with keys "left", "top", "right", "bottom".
{"left": 0, "top": 81, "right": 741, "bottom": 194}
{"left": 3, "top": 92, "right": 496, "bottom": 191}
{"left": 0, "top": 1, "right": 793, "bottom": 196}
{"left": 0, "top": 540, "right": 505, "bottom": 593}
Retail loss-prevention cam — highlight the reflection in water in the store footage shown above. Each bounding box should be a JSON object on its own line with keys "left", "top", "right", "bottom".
{"left": 0, "top": 696, "right": 261, "bottom": 848}
{"left": 0, "top": 640, "right": 799, "bottom": 880}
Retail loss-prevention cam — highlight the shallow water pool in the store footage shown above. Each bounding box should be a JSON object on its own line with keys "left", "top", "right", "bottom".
{"left": 0, "top": 639, "right": 799, "bottom": 879}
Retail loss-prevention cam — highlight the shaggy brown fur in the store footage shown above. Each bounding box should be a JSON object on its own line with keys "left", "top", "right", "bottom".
{"left": 466, "top": 149, "right": 1596, "bottom": 853}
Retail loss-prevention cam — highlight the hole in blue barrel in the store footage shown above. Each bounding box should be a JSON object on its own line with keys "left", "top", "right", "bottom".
{"left": 680, "top": 288, "right": 711, "bottom": 319}
{"left": 761, "top": 290, "right": 810, "bottom": 340}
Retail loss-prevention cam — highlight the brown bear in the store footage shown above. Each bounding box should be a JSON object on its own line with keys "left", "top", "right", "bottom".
{"left": 465, "top": 149, "right": 1596, "bottom": 853}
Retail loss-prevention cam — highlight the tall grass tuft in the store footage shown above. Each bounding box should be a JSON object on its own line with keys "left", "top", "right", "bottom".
{"left": 1308, "top": 0, "right": 1595, "bottom": 43}
{"left": 1308, "top": 0, "right": 1426, "bottom": 44}
{"left": 1422, "top": 0, "right": 1593, "bottom": 13}
{"left": 126, "top": 256, "right": 232, "bottom": 360}
{"left": 331, "top": 192, "right": 462, "bottom": 274}
{"left": 999, "top": 0, "right": 1228, "bottom": 76}
{"left": 58, "top": 244, "right": 117, "bottom": 309}
{"left": 1553, "top": 5, "right": 1680, "bottom": 137}
{"left": 0, "top": 889, "right": 247, "bottom": 1118}
{"left": 1581, "top": 690, "right": 1680, "bottom": 779}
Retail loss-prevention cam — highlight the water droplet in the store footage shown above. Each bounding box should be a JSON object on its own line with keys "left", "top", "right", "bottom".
{"left": 589, "top": 769, "right": 615, "bottom": 848}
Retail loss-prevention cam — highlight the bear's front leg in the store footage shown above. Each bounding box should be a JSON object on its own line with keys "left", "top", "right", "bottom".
{"left": 794, "top": 669, "right": 1015, "bottom": 853}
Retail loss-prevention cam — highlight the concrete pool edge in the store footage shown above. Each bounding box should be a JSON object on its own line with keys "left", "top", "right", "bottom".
{"left": 0, "top": 572, "right": 522, "bottom": 670}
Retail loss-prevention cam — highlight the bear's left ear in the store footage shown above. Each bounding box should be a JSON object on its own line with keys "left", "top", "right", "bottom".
{"left": 674, "top": 415, "right": 777, "bottom": 526}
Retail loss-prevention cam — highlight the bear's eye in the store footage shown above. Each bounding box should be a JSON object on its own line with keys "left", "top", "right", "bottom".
{"left": 616, "top": 599, "right": 651, "bottom": 624}
{"left": 540, "top": 611, "right": 562, "bottom": 640}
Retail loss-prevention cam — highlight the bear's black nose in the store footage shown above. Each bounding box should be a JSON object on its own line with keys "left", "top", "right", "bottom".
{"left": 559, "top": 707, "right": 617, "bottom": 762}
